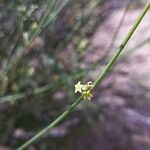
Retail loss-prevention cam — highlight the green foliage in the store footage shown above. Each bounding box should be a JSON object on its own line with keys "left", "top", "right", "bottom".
{"left": 18, "top": 0, "right": 150, "bottom": 149}
{"left": 0, "top": 0, "right": 105, "bottom": 149}
{"left": 0, "top": 0, "right": 149, "bottom": 149}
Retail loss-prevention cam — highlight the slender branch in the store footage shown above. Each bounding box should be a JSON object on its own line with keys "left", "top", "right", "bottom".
{"left": 93, "top": 0, "right": 150, "bottom": 87}
{"left": 17, "top": 1, "right": 150, "bottom": 150}
{"left": 29, "top": 0, "right": 57, "bottom": 41}
{"left": 17, "top": 96, "right": 83, "bottom": 150}
{"left": 0, "top": 85, "right": 52, "bottom": 103}
{"left": 0, "top": 0, "right": 71, "bottom": 83}
{"left": 106, "top": 0, "right": 132, "bottom": 53}
{"left": 42, "top": 0, "right": 70, "bottom": 29}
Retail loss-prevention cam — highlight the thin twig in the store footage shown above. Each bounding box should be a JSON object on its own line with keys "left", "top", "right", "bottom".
{"left": 107, "top": 0, "right": 132, "bottom": 53}
{"left": 0, "top": 0, "right": 71, "bottom": 84}
{"left": 17, "top": 1, "right": 150, "bottom": 149}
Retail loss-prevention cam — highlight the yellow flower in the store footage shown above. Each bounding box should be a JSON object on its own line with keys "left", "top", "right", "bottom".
{"left": 87, "top": 81, "right": 93, "bottom": 90}
{"left": 81, "top": 84, "right": 88, "bottom": 91}
{"left": 74, "top": 81, "right": 94, "bottom": 100}
{"left": 82, "top": 90, "right": 93, "bottom": 100}
{"left": 74, "top": 81, "right": 84, "bottom": 93}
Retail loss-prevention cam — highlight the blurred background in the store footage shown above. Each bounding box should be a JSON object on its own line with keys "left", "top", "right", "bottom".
{"left": 0, "top": 0, "right": 150, "bottom": 149}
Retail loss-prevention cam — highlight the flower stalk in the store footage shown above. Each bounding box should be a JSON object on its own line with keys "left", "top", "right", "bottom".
{"left": 17, "top": 1, "right": 150, "bottom": 150}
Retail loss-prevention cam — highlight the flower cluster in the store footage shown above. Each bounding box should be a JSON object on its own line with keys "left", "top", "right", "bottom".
{"left": 74, "top": 81, "right": 93, "bottom": 100}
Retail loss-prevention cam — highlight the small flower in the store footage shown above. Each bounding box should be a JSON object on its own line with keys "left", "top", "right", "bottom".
{"left": 87, "top": 81, "right": 94, "bottom": 90}
{"left": 17, "top": 5, "right": 26, "bottom": 13}
{"left": 74, "top": 81, "right": 94, "bottom": 100}
{"left": 81, "top": 84, "right": 88, "bottom": 91}
{"left": 31, "top": 22, "right": 38, "bottom": 30}
{"left": 82, "top": 90, "right": 93, "bottom": 100}
{"left": 23, "top": 32, "right": 29, "bottom": 44}
{"left": 74, "top": 81, "right": 84, "bottom": 93}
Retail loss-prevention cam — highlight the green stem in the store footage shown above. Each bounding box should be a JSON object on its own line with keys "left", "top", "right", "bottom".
{"left": 106, "top": 0, "right": 132, "bottom": 53}
{"left": 29, "top": 0, "right": 57, "bottom": 41}
{"left": 42, "top": 0, "right": 70, "bottom": 29}
{"left": 17, "top": 1, "right": 150, "bottom": 149}
{"left": 17, "top": 96, "right": 82, "bottom": 150}
{"left": 0, "top": 0, "right": 71, "bottom": 83}
{"left": 0, "top": 85, "right": 51, "bottom": 103}
{"left": 93, "top": 0, "right": 150, "bottom": 87}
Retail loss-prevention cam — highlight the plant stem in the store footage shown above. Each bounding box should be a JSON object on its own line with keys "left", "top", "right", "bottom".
{"left": 93, "top": 0, "right": 150, "bottom": 87}
{"left": 0, "top": 0, "right": 71, "bottom": 84}
{"left": 29, "top": 0, "right": 57, "bottom": 41}
{"left": 17, "top": 1, "right": 150, "bottom": 149}
{"left": 17, "top": 96, "right": 82, "bottom": 150}
{"left": 0, "top": 85, "right": 52, "bottom": 103}
{"left": 106, "top": 0, "right": 132, "bottom": 53}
